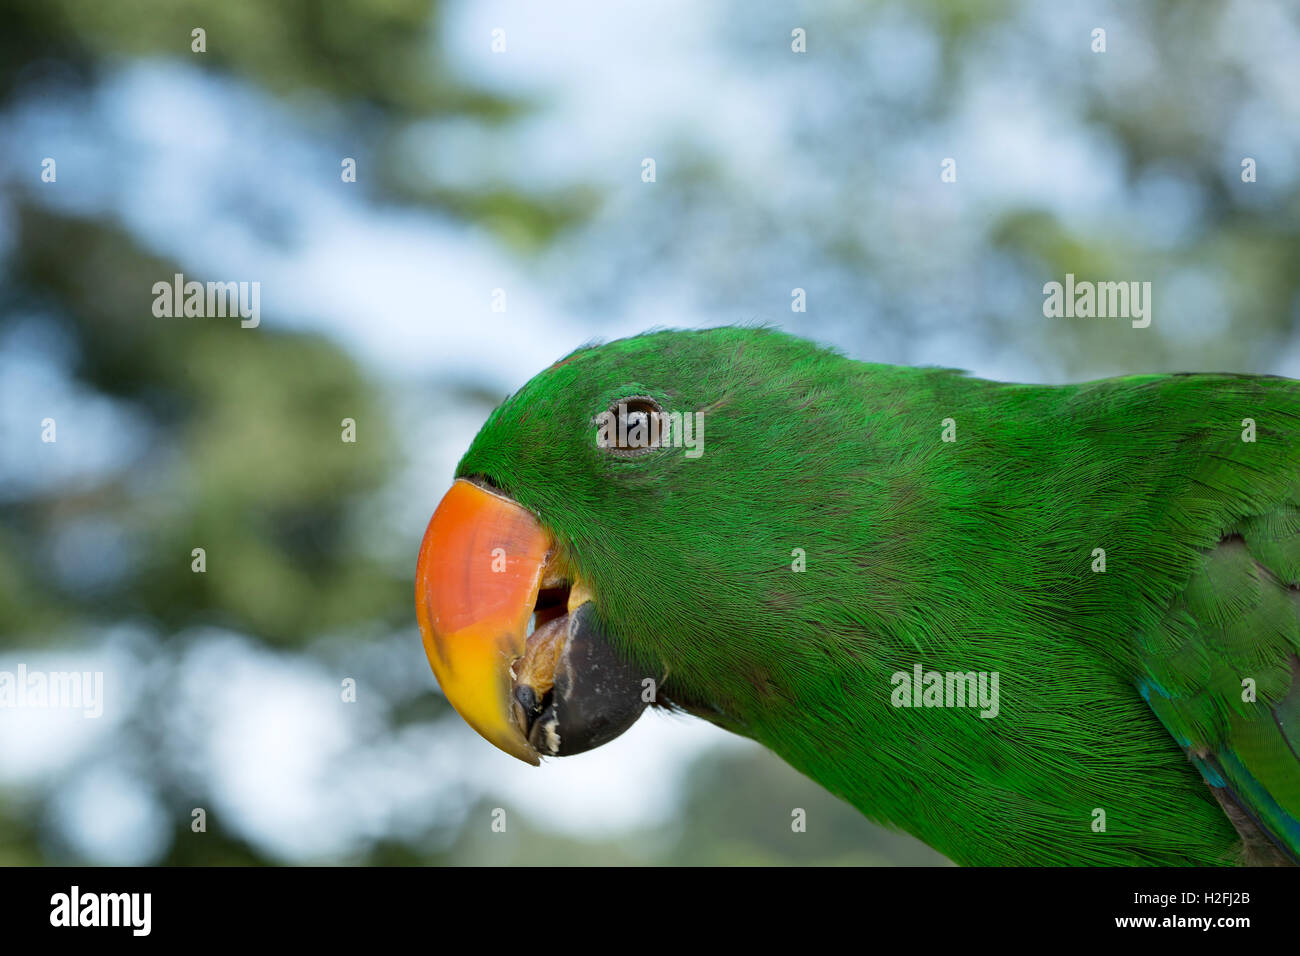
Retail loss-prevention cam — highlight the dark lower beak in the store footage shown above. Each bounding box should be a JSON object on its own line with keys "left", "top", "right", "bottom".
{"left": 510, "top": 601, "right": 654, "bottom": 757}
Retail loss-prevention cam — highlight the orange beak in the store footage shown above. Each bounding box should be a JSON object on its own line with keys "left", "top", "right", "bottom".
{"left": 415, "top": 479, "right": 552, "bottom": 765}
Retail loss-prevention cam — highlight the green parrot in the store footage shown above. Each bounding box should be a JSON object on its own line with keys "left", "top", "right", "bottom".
{"left": 415, "top": 326, "right": 1300, "bottom": 866}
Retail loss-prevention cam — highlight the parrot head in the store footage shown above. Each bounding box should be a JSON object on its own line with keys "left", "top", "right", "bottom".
{"left": 415, "top": 326, "right": 872, "bottom": 765}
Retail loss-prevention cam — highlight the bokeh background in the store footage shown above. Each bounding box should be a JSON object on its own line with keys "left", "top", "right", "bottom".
{"left": 2, "top": 0, "right": 1298, "bottom": 865}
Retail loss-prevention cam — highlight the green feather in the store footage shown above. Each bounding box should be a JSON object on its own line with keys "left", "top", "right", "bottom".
{"left": 455, "top": 326, "right": 1300, "bottom": 865}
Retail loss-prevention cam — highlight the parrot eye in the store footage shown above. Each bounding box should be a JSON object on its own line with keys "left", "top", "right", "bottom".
{"left": 597, "top": 396, "right": 663, "bottom": 457}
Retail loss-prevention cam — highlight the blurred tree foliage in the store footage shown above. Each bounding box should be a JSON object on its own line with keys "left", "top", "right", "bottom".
{"left": 2, "top": 204, "right": 404, "bottom": 644}
{"left": 0, "top": 0, "right": 538, "bottom": 865}
{"left": 0, "top": 5, "right": 560, "bottom": 645}
{"left": 550, "top": 0, "right": 1300, "bottom": 379}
